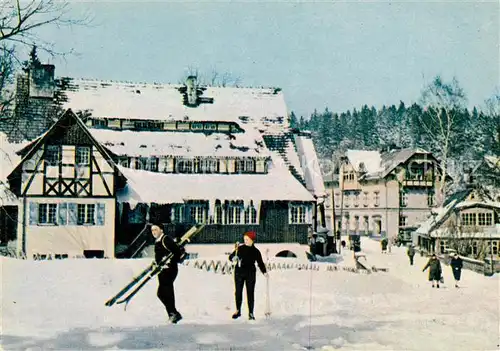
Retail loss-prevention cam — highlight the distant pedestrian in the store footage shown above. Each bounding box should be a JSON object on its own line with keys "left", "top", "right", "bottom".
{"left": 381, "top": 238, "right": 388, "bottom": 254}
{"left": 422, "top": 254, "right": 442, "bottom": 288}
{"left": 407, "top": 245, "right": 416, "bottom": 265}
{"left": 228, "top": 231, "right": 268, "bottom": 320}
{"left": 450, "top": 253, "right": 463, "bottom": 288}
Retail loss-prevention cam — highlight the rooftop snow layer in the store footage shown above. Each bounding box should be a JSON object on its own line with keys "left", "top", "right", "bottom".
{"left": 62, "top": 79, "right": 288, "bottom": 123}
{"left": 294, "top": 135, "right": 326, "bottom": 197}
{"left": 346, "top": 150, "right": 382, "bottom": 174}
{"left": 90, "top": 128, "right": 269, "bottom": 158}
{"left": 116, "top": 162, "right": 315, "bottom": 206}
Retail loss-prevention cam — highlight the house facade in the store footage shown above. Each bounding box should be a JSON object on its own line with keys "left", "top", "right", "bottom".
{"left": 7, "top": 110, "right": 125, "bottom": 259}
{"left": 414, "top": 187, "right": 500, "bottom": 260}
{"left": 324, "top": 148, "right": 445, "bottom": 243}
{"left": 4, "top": 64, "right": 326, "bottom": 258}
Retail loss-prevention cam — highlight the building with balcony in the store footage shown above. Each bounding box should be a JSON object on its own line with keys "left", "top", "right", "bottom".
{"left": 324, "top": 147, "right": 446, "bottom": 243}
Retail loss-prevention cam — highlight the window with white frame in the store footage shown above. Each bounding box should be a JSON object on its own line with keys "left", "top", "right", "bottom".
{"left": 399, "top": 215, "right": 407, "bottom": 227}
{"left": 135, "top": 157, "right": 148, "bottom": 170}
{"left": 427, "top": 192, "right": 435, "bottom": 207}
{"left": 335, "top": 193, "right": 340, "bottom": 208}
{"left": 461, "top": 213, "right": 476, "bottom": 226}
{"left": 77, "top": 204, "right": 95, "bottom": 225}
{"left": 38, "top": 204, "right": 57, "bottom": 224}
{"left": 354, "top": 192, "right": 360, "bottom": 207}
{"left": 235, "top": 159, "right": 256, "bottom": 173}
{"left": 290, "top": 204, "right": 307, "bottom": 224}
{"left": 226, "top": 205, "right": 242, "bottom": 224}
{"left": 374, "top": 191, "right": 380, "bottom": 207}
{"left": 344, "top": 192, "right": 350, "bottom": 208}
{"left": 177, "top": 159, "right": 194, "bottom": 173}
{"left": 148, "top": 157, "right": 159, "bottom": 172}
{"left": 189, "top": 205, "right": 206, "bottom": 223}
{"left": 400, "top": 190, "right": 408, "bottom": 207}
{"left": 363, "top": 192, "right": 369, "bottom": 207}
{"left": 492, "top": 241, "right": 498, "bottom": 255}
{"left": 354, "top": 216, "right": 359, "bottom": 231}
{"left": 199, "top": 158, "right": 218, "bottom": 173}
{"left": 76, "top": 146, "right": 90, "bottom": 165}
{"left": 478, "top": 213, "right": 493, "bottom": 226}
{"left": 212, "top": 201, "right": 223, "bottom": 224}
{"left": 244, "top": 205, "right": 257, "bottom": 224}
{"left": 171, "top": 205, "right": 184, "bottom": 223}
{"left": 472, "top": 241, "right": 478, "bottom": 255}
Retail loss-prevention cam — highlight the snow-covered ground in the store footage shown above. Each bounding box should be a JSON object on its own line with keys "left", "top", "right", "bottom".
{"left": 2, "top": 237, "right": 499, "bottom": 351}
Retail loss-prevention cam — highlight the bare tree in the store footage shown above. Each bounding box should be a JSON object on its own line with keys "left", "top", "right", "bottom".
{"left": 1, "top": 0, "right": 89, "bottom": 55}
{"left": 419, "top": 76, "right": 467, "bottom": 205}
{"left": 179, "top": 66, "right": 242, "bottom": 87}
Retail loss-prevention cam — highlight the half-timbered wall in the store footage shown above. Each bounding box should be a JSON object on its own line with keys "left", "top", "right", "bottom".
{"left": 21, "top": 144, "right": 115, "bottom": 198}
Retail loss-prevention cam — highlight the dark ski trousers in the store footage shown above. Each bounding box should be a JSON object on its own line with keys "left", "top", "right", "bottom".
{"left": 409, "top": 256, "right": 414, "bottom": 265}
{"left": 234, "top": 270, "right": 256, "bottom": 314}
{"left": 157, "top": 265, "right": 178, "bottom": 316}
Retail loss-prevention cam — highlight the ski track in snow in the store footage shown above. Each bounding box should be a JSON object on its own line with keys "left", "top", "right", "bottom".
{"left": 1, "top": 238, "right": 499, "bottom": 351}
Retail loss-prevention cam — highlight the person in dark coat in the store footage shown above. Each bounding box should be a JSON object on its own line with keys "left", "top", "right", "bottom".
{"left": 407, "top": 245, "right": 416, "bottom": 265}
{"left": 381, "top": 238, "right": 388, "bottom": 254}
{"left": 422, "top": 254, "right": 442, "bottom": 288}
{"left": 151, "top": 224, "right": 185, "bottom": 324}
{"left": 228, "top": 231, "right": 268, "bottom": 320}
{"left": 450, "top": 253, "right": 463, "bottom": 288}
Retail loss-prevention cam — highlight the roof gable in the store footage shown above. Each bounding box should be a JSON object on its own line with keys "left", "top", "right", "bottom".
{"left": 7, "top": 109, "right": 125, "bottom": 191}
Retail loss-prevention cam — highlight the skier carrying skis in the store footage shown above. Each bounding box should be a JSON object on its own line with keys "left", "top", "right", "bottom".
{"left": 151, "top": 224, "right": 186, "bottom": 324}
{"left": 228, "top": 231, "right": 268, "bottom": 320}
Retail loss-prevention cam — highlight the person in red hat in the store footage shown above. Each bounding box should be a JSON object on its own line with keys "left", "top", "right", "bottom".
{"left": 228, "top": 231, "right": 268, "bottom": 320}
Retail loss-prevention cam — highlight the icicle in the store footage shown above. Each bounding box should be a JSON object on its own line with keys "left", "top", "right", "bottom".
{"left": 129, "top": 201, "right": 138, "bottom": 211}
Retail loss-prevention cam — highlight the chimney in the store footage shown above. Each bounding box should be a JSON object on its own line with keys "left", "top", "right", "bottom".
{"left": 186, "top": 75, "right": 198, "bottom": 106}
{"left": 29, "top": 64, "right": 55, "bottom": 98}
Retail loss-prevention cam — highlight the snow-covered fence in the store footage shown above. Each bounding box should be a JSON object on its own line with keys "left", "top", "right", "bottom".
{"left": 183, "top": 258, "right": 386, "bottom": 275}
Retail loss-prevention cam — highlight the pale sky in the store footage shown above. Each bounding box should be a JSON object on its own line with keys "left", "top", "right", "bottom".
{"left": 34, "top": 1, "right": 499, "bottom": 117}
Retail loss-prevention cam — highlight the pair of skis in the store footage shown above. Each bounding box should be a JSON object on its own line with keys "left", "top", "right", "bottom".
{"left": 105, "top": 224, "right": 205, "bottom": 309}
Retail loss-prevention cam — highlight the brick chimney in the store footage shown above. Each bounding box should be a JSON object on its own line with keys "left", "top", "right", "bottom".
{"left": 29, "top": 64, "right": 55, "bottom": 98}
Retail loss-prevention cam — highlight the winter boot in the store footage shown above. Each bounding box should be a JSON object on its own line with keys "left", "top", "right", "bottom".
{"left": 436, "top": 284, "right": 440, "bottom": 288}
{"left": 249, "top": 313, "right": 255, "bottom": 320}
{"left": 232, "top": 311, "right": 241, "bottom": 319}
{"left": 169, "top": 312, "right": 183, "bottom": 324}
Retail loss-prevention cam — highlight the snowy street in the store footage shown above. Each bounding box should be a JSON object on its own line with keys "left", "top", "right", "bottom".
{"left": 1, "top": 237, "right": 499, "bottom": 351}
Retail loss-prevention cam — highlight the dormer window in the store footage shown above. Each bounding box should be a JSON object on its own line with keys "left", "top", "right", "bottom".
{"left": 191, "top": 123, "right": 204, "bottom": 130}
{"left": 204, "top": 123, "right": 217, "bottom": 131}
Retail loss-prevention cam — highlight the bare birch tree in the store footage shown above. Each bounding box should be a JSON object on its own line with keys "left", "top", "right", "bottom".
{"left": 419, "top": 76, "right": 467, "bottom": 205}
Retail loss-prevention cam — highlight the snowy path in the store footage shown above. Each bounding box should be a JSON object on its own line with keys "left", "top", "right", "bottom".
{"left": 1, "top": 239, "right": 499, "bottom": 351}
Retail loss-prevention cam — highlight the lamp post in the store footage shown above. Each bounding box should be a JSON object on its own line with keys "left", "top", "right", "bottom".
{"left": 330, "top": 161, "right": 337, "bottom": 253}
{"left": 338, "top": 156, "right": 348, "bottom": 254}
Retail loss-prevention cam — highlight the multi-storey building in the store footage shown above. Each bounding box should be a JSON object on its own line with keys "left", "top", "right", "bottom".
{"left": 4, "top": 64, "right": 326, "bottom": 259}
{"left": 324, "top": 148, "right": 445, "bottom": 243}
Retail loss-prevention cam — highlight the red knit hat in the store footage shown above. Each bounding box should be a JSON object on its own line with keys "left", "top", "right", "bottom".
{"left": 244, "top": 231, "right": 257, "bottom": 241}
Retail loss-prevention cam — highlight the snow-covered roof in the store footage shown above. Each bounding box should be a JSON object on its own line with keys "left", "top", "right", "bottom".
{"left": 346, "top": 148, "right": 432, "bottom": 180}
{"left": 294, "top": 135, "right": 326, "bottom": 198}
{"left": 430, "top": 225, "right": 500, "bottom": 239}
{"left": 116, "top": 160, "right": 315, "bottom": 206}
{"left": 61, "top": 79, "right": 288, "bottom": 124}
{"left": 90, "top": 128, "right": 269, "bottom": 158}
{"left": 346, "top": 150, "right": 382, "bottom": 174}
{"left": 415, "top": 189, "right": 500, "bottom": 236}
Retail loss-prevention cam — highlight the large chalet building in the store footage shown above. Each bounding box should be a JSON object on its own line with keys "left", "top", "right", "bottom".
{"left": 324, "top": 148, "right": 446, "bottom": 243}
{"left": 2, "top": 62, "right": 326, "bottom": 259}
